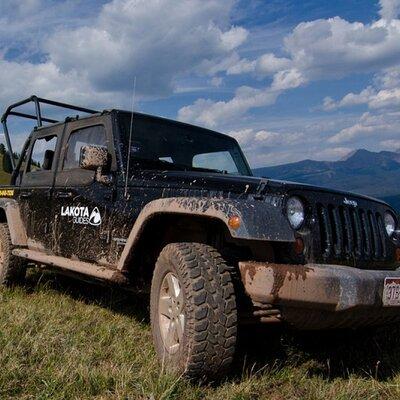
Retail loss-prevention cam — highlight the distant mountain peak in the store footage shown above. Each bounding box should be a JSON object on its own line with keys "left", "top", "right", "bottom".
{"left": 340, "top": 149, "right": 358, "bottom": 161}
{"left": 339, "top": 148, "right": 370, "bottom": 162}
{"left": 252, "top": 147, "right": 400, "bottom": 211}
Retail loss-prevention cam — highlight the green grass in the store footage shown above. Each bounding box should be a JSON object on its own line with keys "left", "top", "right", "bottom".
{"left": 1, "top": 270, "right": 400, "bottom": 399}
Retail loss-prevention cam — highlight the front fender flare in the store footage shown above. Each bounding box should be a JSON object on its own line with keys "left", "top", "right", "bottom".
{"left": 117, "top": 197, "right": 295, "bottom": 270}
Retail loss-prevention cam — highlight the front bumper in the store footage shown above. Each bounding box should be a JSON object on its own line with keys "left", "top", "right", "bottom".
{"left": 239, "top": 262, "right": 400, "bottom": 329}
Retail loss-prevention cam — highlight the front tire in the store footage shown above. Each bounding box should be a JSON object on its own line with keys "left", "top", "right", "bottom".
{"left": 0, "top": 223, "right": 27, "bottom": 286}
{"left": 150, "top": 243, "right": 237, "bottom": 381}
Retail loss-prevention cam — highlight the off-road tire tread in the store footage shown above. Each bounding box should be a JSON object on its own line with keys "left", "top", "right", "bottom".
{"left": 151, "top": 242, "right": 237, "bottom": 381}
{"left": 0, "top": 223, "right": 26, "bottom": 285}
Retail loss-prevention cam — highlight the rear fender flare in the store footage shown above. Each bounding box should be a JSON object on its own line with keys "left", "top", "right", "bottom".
{"left": 117, "top": 197, "right": 294, "bottom": 271}
{"left": 0, "top": 199, "right": 27, "bottom": 246}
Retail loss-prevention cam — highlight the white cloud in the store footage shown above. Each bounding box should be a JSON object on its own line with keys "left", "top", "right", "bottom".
{"left": 220, "top": 26, "right": 248, "bottom": 51}
{"left": 45, "top": 0, "right": 247, "bottom": 97}
{"left": 229, "top": 9, "right": 400, "bottom": 83}
{"left": 228, "top": 127, "right": 307, "bottom": 165}
{"left": 178, "top": 86, "right": 280, "bottom": 128}
{"left": 226, "top": 58, "right": 256, "bottom": 75}
{"left": 322, "top": 87, "right": 376, "bottom": 111}
{"left": 271, "top": 68, "right": 306, "bottom": 90}
{"left": 328, "top": 111, "right": 400, "bottom": 144}
{"left": 282, "top": 17, "right": 400, "bottom": 81}
{"left": 178, "top": 1, "right": 400, "bottom": 129}
{"left": 317, "top": 147, "right": 353, "bottom": 160}
{"left": 380, "top": 138, "right": 400, "bottom": 149}
{"left": 0, "top": 1, "right": 93, "bottom": 63}
{"left": 226, "top": 53, "right": 291, "bottom": 76}
{"left": 200, "top": 53, "right": 242, "bottom": 77}
{"left": 229, "top": 128, "right": 283, "bottom": 148}
{"left": 0, "top": 0, "right": 249, "bottom": 108}
{"left": 369, "top": 87, "right": 400, "bottom": 108}
{"left": 322, "top": 66, "right": 400, "bottom": 111}
{"left": 220, "top": 112, "right": 366, "bottom": 167}
{"left": 375, "top": 66, "right": 400, "bottom": 88}
{"left": 379, "top": 0, "right": 400, "bottom": 20}
{"left": 0, "top": 59, "right": 122, "bottom": 109}
{"left": 256, "top": 54, "right": 292, "bottom": 76}
{"left": 229, "top": 128, "right": 350, "bottom": 167}
{"left": 329, "top": 122, "right": 376, "bottom": 144}
{"left": 178, "top": 66, "right": 306, "bottom": 128}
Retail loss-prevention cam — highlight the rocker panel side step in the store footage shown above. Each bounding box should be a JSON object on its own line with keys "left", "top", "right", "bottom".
{"left": 12, "top": 249, "right": 128, "bottom": 284}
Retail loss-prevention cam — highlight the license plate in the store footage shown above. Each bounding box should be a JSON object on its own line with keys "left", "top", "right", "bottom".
{"left": 383, "top": 278, "right": 400, "bottom": 306}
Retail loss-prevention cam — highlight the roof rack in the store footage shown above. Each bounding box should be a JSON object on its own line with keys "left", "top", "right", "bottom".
{"left": 1, "top": 95, "right": 99, "bottom": 170}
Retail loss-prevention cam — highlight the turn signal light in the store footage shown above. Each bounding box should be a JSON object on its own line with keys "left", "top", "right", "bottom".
{"left": 228, "top": 215, "right": 241, "bottom": 230}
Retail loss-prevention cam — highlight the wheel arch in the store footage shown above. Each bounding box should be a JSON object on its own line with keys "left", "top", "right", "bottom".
{"left": 119, "top": 212, "right": 231, "bottom": 279}
{"left": 117, "top": 197, "right": 295, "bottom": 272}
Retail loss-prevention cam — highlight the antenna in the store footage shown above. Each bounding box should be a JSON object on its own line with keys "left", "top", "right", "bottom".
{"left": 124, "top": 76, "right": 137, "bottom": 198}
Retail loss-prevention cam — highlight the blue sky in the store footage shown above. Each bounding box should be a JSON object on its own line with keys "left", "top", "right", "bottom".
{"left": 1, "top": 0, "right": 400, "bottom": 167}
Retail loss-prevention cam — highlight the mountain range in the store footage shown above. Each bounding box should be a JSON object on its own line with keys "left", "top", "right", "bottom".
{"left": 252, "top": 149, "right": 400, "bottom": 211}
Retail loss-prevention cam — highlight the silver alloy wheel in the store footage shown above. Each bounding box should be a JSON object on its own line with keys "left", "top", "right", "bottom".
{"left": 158, "top": 272, "right": 185, "bottom": 354}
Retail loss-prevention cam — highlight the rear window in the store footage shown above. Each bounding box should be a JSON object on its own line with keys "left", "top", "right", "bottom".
{"left": 63, "top": 125, "right": 107, "bottom": 170}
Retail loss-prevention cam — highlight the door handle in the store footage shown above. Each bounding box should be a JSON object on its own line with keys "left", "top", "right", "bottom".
{"left": 20, "top": 192, "right": 32, "bottom": 199}
{"left": 55, "top": 192, "right": 73, "bottom": 199}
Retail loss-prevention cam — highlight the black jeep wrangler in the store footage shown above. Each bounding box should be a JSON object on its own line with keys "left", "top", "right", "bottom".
{"left": 0, "top": 96, "right": 400, "bottom": 380}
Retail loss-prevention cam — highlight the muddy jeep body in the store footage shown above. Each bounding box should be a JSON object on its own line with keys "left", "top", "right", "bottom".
{"left": 1, "top": 96, "right": 400, "bottom": 378}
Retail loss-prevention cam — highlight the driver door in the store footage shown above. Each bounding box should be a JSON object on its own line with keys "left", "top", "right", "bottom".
{"left": 52, "top": 117, "right": 117, "bottom": 265}
{"left": 19, "top": 127, "right": 62, "bottom": 252}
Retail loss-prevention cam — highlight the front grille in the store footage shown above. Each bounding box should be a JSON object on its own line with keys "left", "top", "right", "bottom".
{"left": 317, "top": 204, "right": 387, "bottom": 263}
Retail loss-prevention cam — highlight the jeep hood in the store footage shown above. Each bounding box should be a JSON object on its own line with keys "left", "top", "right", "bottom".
{"left": 129, "top": 170, "right": 388, "bottom": 206}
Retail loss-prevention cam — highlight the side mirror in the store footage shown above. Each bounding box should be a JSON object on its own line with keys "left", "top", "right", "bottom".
{"left": 79, "top": 145, "right": 110, "bottom": 171}
{"left": 2, "top": 152, "right": 13, "bottom": 174}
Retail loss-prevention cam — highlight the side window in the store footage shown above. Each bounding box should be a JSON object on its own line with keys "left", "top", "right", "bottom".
{"left": 63, "top": 125, "right": 107, "bottom": 170}
{"left": 27, "top": 135, "right": 57, "bottom": 172}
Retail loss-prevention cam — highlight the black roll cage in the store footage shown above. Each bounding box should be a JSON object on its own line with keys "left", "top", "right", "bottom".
{"left": 1, "top": 95, "right": 98, "bottom": 170}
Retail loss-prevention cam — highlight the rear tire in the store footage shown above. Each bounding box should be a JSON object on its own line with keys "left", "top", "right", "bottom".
{"left": 150, "top": 243, "right": 237, "bottom": 381}
{"left": 0, "top": 223, "right": 27, "bottom": 286}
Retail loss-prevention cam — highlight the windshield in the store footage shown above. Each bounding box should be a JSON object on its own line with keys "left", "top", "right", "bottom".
{"left": 118, "top": 113, "right": 251, "bottom": 176}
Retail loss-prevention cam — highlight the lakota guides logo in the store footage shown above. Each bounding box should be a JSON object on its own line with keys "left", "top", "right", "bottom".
{"left": 61, "top": 206, "right": 102, "bottom": 226}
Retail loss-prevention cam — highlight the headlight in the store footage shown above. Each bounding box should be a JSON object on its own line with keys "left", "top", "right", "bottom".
{"left": 384, "top": 211, "right": 396, "bottom": 237}
{"left": 287, "top": 196, "right": 305, "bottom": 229}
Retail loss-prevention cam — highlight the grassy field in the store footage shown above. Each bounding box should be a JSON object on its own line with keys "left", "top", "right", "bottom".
{"left": 1, "top": 270, "right": 400, "bottom": 399}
